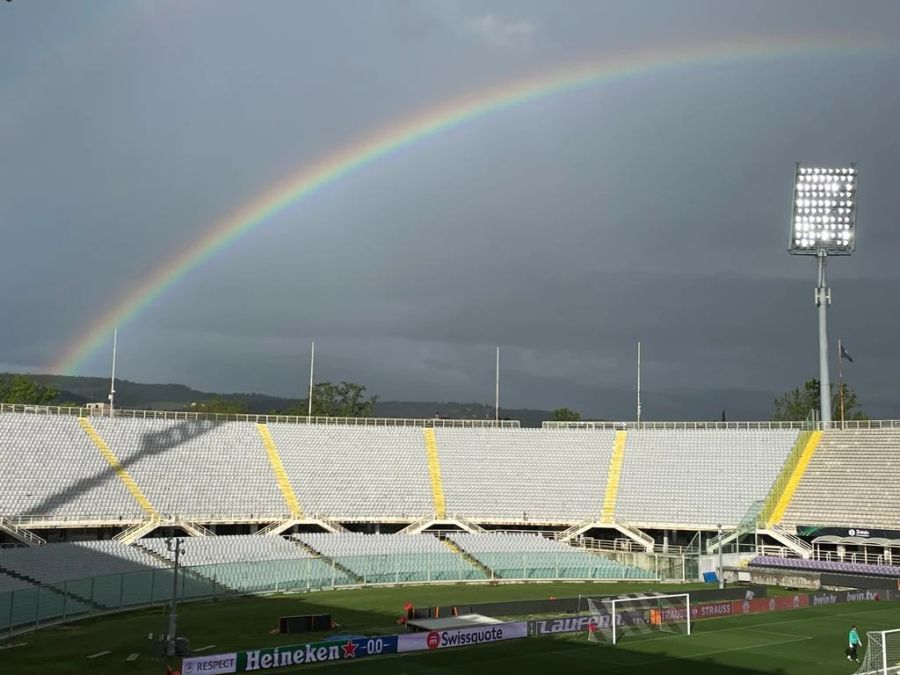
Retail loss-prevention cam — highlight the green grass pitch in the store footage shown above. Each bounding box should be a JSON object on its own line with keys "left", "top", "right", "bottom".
{"left": 4, "top": 582, "right": 900, "bottom": 674}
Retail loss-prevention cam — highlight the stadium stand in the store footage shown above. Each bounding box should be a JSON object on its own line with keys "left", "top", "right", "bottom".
{"left": 267, "top": 425, "right": 433, "bottom": 520}
{"left": 137, "top": 535, "right": 338, "bottom": 592}
{"left": 0, "top": 572, "right": 35, "bottom": 594}
{"left": 296, "top": 532, "right": 484, "bottom": 582}
{"left": 778, "top": 430, "right": 900, "bottom": 530}
{"left": 615, "top": 430, "right": 800, "bottom": 527}
{"left": 0, "top": 541, "right": 165, "bottom": 585}
{"left": 435, "top": 429, "right": 615, "bottom": 522}
{"left": 0, "top": 540, "right": 174, "bottom": 622}
{"left": 8, "top": 407, "right": 900, "bottom": 640}
{"left": 3, "top": 411, "right": 900, "bottom": 536}
{"left": 447, "top": 532, "right": 654, "bottom": 579}
{"left": 0, "top": 414, "right": 144, "bottom": 522}
{"left": 750, "top": 555, "right": 900, "bottom": 578}
{"left": 138, "top": 534, "right": 308, "bottom": 566}
{"left": 90, "top": 418, "right": 287, "bottom": 520}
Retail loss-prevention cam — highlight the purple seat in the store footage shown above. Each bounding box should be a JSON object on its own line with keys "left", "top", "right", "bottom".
{"left": 749, "top": 556, "right": 900, "bottom": 578}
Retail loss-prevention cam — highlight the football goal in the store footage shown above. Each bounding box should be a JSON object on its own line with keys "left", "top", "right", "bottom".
{"left": 581, "top": 592, "right": 691, "bottom": 645}
{"left": 856, "top": 628, "right": 900, "bottom": 675}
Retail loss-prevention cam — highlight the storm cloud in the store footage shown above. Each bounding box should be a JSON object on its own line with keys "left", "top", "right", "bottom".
{"left": 2, "top": 0, "right": 899, "bottom": 419}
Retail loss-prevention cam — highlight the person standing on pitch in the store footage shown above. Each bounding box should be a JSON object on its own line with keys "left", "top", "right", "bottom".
{"left": 848, "top": 625, "right": 862, "bottom": 662}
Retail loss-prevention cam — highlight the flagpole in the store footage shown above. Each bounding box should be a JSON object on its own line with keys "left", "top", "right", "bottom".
{"left": 495, "top": 347, "right": 500, "bottom": 423}
{"left": 307, "top": 341, "right": 315, "bottom": 420}
{"left": 838, "top": 338, "right": 845, "bottom": 428}
{"left": 108, "top": 329, "right": 117, "bottom": 417}
{"left": 636, "top": 341, "right": 642, "bottom": 427}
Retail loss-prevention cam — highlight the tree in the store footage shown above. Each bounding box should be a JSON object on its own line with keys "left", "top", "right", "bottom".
{"left": 0, "top": 374, "right": 58, "bottom": 405}
{"left": 286, "top": 381, "right": 377, "bottom": 418}
{"left": 552, "top": 407, "right": 581, "bottom": 422}
{"left": 772, "top": 379, "right": 867, "bottom": 421}
{"left": 188, "top": 398, "right": 249, "bottom": 415}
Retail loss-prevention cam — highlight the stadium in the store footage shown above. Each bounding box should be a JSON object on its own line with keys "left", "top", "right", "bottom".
{"left": 3, "top": 407, "right": 900, "bottom": 674}
{"left": 4, "top": 3, "right": 900, "bottom": 675}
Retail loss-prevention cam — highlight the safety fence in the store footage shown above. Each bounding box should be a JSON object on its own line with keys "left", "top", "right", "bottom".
{"left": 179, "top": 587, "right": 898, "bottom": 674}
{"left": 0, "top": 550, "right": 671, "bottom": 638}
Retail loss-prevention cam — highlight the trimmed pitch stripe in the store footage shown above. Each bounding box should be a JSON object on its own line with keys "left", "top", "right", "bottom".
{"left": 77, "top": 418, "right": 157, "bottom": 517}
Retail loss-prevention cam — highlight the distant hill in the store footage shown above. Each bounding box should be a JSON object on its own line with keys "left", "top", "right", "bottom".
{"left": 15, "top": 374, "right": 557, "bottom": 428}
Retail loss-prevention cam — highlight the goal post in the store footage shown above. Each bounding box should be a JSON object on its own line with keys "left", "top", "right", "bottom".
{"left": 856, "top": 628, "right": 900, "bottom": 675}
{"left": 583, "top": 592, "right": 691, "bottom": 645}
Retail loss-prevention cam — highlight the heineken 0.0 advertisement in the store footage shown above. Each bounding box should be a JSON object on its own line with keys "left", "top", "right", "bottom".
{"left": 181, "top": 635, "right": 398, "bottom": 674}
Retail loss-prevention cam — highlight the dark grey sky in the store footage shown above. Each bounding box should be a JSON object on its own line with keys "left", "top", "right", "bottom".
{"left": 2, "top": 1, "right": 899, "bottom": 420}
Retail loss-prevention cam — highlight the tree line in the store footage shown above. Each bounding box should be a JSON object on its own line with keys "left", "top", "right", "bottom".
{"left": 0, "top": 373, "right": 868, "bottom": 421}
{"left": 190, "top": 381, "right": 378, "bottom": 418}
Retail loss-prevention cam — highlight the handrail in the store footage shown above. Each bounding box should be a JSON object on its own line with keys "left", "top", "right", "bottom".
{"left": 256, "top": 520, "right": 292, "bottom": 536}
{"left": 0, "top": 403, "right": 520, "bottom": 428}
{"left": 556, "top": 520, "right": 594, "bottom": 540}
{"left": 570, "top": 534, "right": 688, "bottom": 557}
{"left": 316, "top": 517, "right": 349, "bottom": 534}
{"left": 758, "top": 431, "right": 813, "bottom": 527}
{"left": 112, "top": 517, "right": 161, "bottom": 544}
{"left": 0, "top": 517, "right": 46, "bottom": 547}
{"left": 618, "top": 521, "right": 655, "bottom": 546}
{"left": 768, "top": 523, "right": 813, "bottom": 554}
{"left": 450, "top": 513, "right": 487, "bottom": 533}
{"left": 8, "top": 403, "right": 900, "bottom": 429}
{"left": 397, "top": 515, "right": 435, "bottom": 535}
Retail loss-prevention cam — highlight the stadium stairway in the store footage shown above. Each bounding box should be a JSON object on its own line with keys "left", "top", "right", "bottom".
{"left": 132, "top": 541, "right": 175, "bottom": 568}
{"left": 600, "top": 430, "right": 627, "bottom": 524}
{"left": 748, "top": 430, "right": 823, "bottom": 558}
{"left": 0, "top": 517, "right": 46, "bottom": 547}
{"left": 762, "top": 430, "right": 823, "bottom": 528}
{"left": 77, "top": 418, "right": 158, "bottom": 518}
{"left": 423, "top": 429, "right": 447, "bottom": 519}
{"left": 256, "top": 424, "right": 304, "bottom": 519}
{"left": 131, "top": 540, "right": 232, "bottom": 594}
{"left": 0, "top": 563, "right": 108, "bottom": 611}
{"left": 441, "top": 537, "right": 494, "bottom": 579}
{"left": 291, "top": 539, "right": 364, "bottom": 585}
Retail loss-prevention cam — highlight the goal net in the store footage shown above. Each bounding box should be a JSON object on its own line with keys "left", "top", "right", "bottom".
{"left": 583, "top": 593, "right": 691, "bottom": 645}
{"left": 856, "top": 628, "right": 900, "bottom": 675}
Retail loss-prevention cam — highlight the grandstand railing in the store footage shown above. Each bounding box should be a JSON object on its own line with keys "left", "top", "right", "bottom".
{"left": 543, "top": 420, "right": 900, "bottom": 430}
{"left": 757, "top": 545, "right": 900, "bottom": 568}
{"left": 4, "top": 513, "right": 293, "bottom": 529}
{"left": 7, "top": 404, "right": 900, "bottom": 429}
{"left": 0, "top": 403, "right": 520, "bottom": 427}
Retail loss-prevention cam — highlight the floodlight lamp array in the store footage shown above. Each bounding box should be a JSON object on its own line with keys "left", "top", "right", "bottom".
{"left": 790, "top": 166, "right": 857, "bottom": 255}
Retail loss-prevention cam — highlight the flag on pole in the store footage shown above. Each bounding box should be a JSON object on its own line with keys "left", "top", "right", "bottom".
{"left": 840, "top": 343, "right": 854, "bottom": 363}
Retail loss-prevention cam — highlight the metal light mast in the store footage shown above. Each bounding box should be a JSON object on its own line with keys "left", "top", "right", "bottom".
{"left": 789, "top": 165, "right": 858, "bottom": 425}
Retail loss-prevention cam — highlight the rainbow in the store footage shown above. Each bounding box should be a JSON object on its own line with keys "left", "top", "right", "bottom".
{"left": 53, "top": 35, "right": 879, "bottom": 374}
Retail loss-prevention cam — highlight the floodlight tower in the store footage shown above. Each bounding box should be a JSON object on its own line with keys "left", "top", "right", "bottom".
{"left": 789, "top": 164, "right": 858, "bottom": 425}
